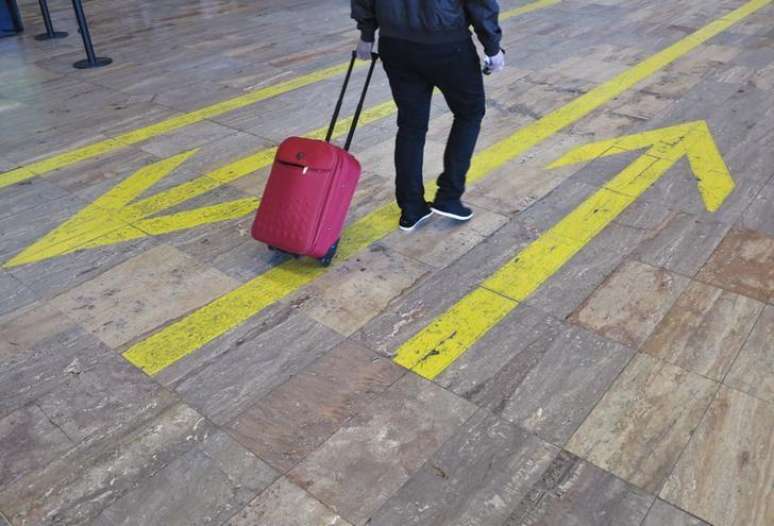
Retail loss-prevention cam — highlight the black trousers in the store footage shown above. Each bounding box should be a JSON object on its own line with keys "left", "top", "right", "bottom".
{"left": 379, "top": 36, "right": 486, "bottom": 216}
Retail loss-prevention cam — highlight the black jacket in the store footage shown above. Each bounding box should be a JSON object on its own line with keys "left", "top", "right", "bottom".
{"left": 351, "top": 0, "right": 502, "bottom": 57}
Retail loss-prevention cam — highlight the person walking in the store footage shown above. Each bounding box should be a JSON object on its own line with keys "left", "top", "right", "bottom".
{"left": 351, "top": 0, "right": 504, "bottom": 232}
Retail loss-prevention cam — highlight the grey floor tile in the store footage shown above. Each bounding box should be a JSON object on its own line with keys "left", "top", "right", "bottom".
{"left": 227, "top": 477, "right": 351, "bottom": 526}
{"left": 0, "top": 403, "right": 209, "bottom": 525}
{"left": 0, "top": 405, "right": 75, "bottom": 489}
{"left": 93, "top": 430, "right": 277, "bottom": 526}
{"left": 288, "top": 374, "right": 476, "bottom": 525}
{"left": 439, "top": 314, "right": 635, "bottom": 446}
{"left": 227, "top": 340, "right": 403, "bottom": 472}
{"left": 173, "top": 310, "right": 343, "bottom": 425}
{"left": 633, "top": 212, "right": 731, "bottom": 277}
{"left": 503, "top": 450, "right": 654, "bottom": 526}
{"left": 642, "top": 499, "right": 710, "bottom": 526}
{"left": 369, "top": 411, "right": 558, "bottom": 526}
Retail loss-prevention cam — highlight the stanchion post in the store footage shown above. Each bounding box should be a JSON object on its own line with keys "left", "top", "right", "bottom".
{"left": 35, "top": 0, "right": 68, "bottom": 40}
{"left": 71, "top": 0, "right": 111, "bottom": 68}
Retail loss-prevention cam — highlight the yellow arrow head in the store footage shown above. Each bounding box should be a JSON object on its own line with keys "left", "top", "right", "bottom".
{"left": 547, "top": 120, "right": 735, "bottom": 213}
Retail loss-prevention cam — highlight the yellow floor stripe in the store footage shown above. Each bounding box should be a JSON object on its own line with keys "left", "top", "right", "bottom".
{"left": 396, "top": 119, "right": 736, "bottom": 379}
{"left": 122, "top": 0, "right": 767, "bottom": 376}
{"left": 0, "top": 0, "right": 559, "bottom": 191}
{"left": 4, "top": 100, "right": 398, "bottom": 268}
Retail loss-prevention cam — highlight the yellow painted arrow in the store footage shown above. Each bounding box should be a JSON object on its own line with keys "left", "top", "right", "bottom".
{"left": 393, "top": 120, "right": 735, "bottom": 379}
{"left": 2, "top": 99, "right": 398, "bottom": 269}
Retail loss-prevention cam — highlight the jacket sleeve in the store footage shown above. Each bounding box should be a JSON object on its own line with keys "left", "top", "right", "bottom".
{"left": 351, "top": 0, "right": 378, "bottom": 43}
{"left": 464, "top": 0, "right": 502, "bottom": 57}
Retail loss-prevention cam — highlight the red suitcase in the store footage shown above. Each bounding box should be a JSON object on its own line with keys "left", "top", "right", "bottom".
{"left": 252, "top": 51, "right": 378, "bottom": 266}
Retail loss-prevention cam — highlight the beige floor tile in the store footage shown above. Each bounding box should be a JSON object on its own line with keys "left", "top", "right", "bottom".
{"left": 295, "top": 244, "right": 431, "bottom": 336}
{"left": 660, "top": 387, "right": 774, "bottom": 526}
{"left": 697, "top": 229, "right": 774, "bottom": 304}
{"left": 51, "top": 245, "right": 239, "bottom": 348}
{"left": 642, "top": 280, "right": 764, "bottom": 380}
{"left": 227, "top": 478, "right": 350, "bottom": 526}
{"left": 566, "top": 353, "right": 717, "bottom": 493}
{"left": 571, "top": 261, "right": 690, "bottom": 348}
{"left": 725, "top": 305, "right": 774, "bottom": 403}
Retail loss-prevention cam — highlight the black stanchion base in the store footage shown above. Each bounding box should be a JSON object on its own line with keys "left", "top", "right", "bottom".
{"left": 74, "top": 56, "right": 112, "bottom": 69}
{"left": 35, "top": 31, "right": 68, "bottom": 40}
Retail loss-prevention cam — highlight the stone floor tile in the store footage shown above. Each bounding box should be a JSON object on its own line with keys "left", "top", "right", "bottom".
{"left": 0, "top": 403, "right": 209, "bottom": 525}
{"left": 138, "top": 120, "right": 240, "bottom": 158}
{"left": 439, "top": 313, "right": 635, "bottom": 446}
{"left": 93, "top": 430, "right": 277, "bottom": 526}
{"left": 724, "top": 305, "right": 774, "bottom": 403}
{"left": 642, "top": 499, "right": 711, "bottom": 526}
{"left": 696, "top": 228, "right": 774, "bottom": 304}
{"left": 295, "top": 243, "right": 431, "bottom": 337}
{"left": 173, "top": 310, "right": 343, "bottom": 426}
{"left": 0, "top": 178, "right": 70, "bottom": 222}
{"left": 380, "top": 209, "right": 508, "bottom": 269}
{"left": 633, "top": 213, "right": 731, "bottom": 277}
{"left": 35, "top": 352, "right": 178, "bottom": 443}
{"left": 226, "top": 340, "right": 403, "bottom": 472}
{"left": 660, "top": 387, "right": 774, "bottom": 526}
{"left": 503, "top": 450, "right": 654, "bottom": 526}
{"left": 0, "top": 405, "right": 75, "bottom": 488}
{"left": 0, "top": 304, "right": 113, "bottom": 419}
{"left": 288, "top": 374, "right": 476, "bottom": 525}
{"left": 0, "top": 196, "right": 88, "bottom": 262}
{"left": 8, "top": 235, "right": 159, "bottom": 301}
{"left": 570, "top": 260, "right": 691, "bottom": 348}
{"left": 526, "top": 224, "right": 647, "bottom": 319}
{"left": 227, "top": 477, "right": 351, "bottom": 526}
{"left": 566, "top": 353, "right": 717, "bottom": 493}
{"left": 741, "top": 181, "right": 774, "bottom": 237}
{"left": 642, "top": 280, "right": 764, "bottom": 380}
{"left": 369, "top": 411, "right": 558, "bottom": 526}
{"left": 354, "top": 219, "right": 539, "bottom": 356}
{"left": 0, "top": 270, "right": 35, "bottom": 318}
{"left": 49, "top": 244, "right": 240, "bottom": 348}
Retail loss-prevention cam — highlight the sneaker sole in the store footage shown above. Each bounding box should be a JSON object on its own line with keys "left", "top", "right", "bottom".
{"left": 431, "top": 207, "right": 474, "bottom": 221}
{"left": 399, "top": 211, "right": 433, "bottom": 232}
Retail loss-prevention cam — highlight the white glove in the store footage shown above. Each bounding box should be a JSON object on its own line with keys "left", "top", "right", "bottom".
{"left": 484, "top": 50, "right": 505, "bottom": 74}
{"left": 356, "top": 39, "right": 373, "bottom": 60}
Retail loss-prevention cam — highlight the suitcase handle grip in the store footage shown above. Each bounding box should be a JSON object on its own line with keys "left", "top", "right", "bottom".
{"left": 325, "top": 50, "right": 379, "bottom": 151}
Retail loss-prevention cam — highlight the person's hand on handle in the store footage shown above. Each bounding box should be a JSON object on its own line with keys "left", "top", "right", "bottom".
{"left": 483, "top": 49, "right": 505, "bottom": 75}
{"left": 356, "top": 39, "right": 373, "bottom": 60}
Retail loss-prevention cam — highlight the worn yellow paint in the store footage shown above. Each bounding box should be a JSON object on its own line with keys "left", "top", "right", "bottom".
{"left": 0, "top": 61, "right": 361, "bottom": 190}
{"left": 3, "top": 151, "right": 197, "bottom": 268}
{"left": 501, "top": 0, "right": 561, "bottom": 18}
{"left": 394, "top": 287, "right": 517, "bottom": 378}
{"left": 124, "top": 201, "right": 400, "bottom": 375}
{"left": 3, "top": 100, "right": 398, "bottom": 268}
{"left": 123, "top": 0, "right": 763, "bottom": 376}
{"left": 465, "top": 0, "right": 772, "bottom": 186}
{"left": 395, "top": 121, "right": 735, "bottom": 379}
{"left": 0, "top": 0, "right": 559, "bottom": 191}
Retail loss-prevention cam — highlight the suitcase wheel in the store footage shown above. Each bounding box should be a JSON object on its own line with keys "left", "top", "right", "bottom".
{"left": 267, "top": 245, "right": 300, "bottom": 259}
{"left": 319, "top": 239, "right": 340, "bottom": 267}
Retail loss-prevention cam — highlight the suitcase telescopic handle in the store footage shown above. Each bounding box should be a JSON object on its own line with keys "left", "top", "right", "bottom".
{"left": 325, "top": 50, "right": 379, "bottom": 151}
